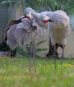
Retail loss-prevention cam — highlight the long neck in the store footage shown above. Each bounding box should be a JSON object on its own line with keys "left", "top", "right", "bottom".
{"left": 46, "top": 11, "right": 53, "bottom": 18}
{"left": 31, "top": 11, "right": 41, "bottom": 20}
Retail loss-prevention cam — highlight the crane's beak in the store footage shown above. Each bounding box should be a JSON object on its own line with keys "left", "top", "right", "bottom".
{"left": 25, "top": 16, "right": 30, "bottom": 19}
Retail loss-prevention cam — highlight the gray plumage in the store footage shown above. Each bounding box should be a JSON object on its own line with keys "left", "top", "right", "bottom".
{"left": 40, "top": 10, "right": 71, "bottom": 68}
{"left": 40, "top": 10, "right": 70, "bottom": 46}
{"left": 6, "top": 18, "right": 38, "bottom": 50}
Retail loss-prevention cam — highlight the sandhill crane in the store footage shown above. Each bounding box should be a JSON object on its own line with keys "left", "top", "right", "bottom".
{"left": 39, "top": 10, "right": 71, "bottom": 68}
{"left": 5, "top": 17, "right": 39, "bottom": 72}
{"left": 6, "top": 14, "right": 52, "bottom": 72}
{"left": 24, "top": 7, "right": 56, "bottom": 58}
{"left": 4, "top": 16, "right": 25, "bottom": 57}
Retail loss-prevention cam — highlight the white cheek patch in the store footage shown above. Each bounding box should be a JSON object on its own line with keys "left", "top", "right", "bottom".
{"left": 27, "top": 13, "right": 32, "bottom": 19}
{"left": 41, "top": 12, "right": 49, "bottom": 21}
{"left": 43, "top": 16, "right": 49, "bottom": 21}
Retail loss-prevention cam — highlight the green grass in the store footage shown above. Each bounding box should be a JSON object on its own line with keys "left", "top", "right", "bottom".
{"left": 0, "top": 56, "right": 74, "bottom": 87}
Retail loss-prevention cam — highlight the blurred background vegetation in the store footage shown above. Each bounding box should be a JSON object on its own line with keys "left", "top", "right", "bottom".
{"left": 0, "top": 0, "right": 74, "bottom": 13}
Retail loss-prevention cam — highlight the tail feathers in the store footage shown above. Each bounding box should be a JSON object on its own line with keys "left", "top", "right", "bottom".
{"left": 5, "top": 37, "right": 7, "bottom": 42}
{"left": 4, "top": 19, "right": 22, "bottom": 37}
{"left": 0, "top": 38, "right": 9, "bottom": 51}
{"left": 4, "top": 17, "right": 25, "bottom": 38}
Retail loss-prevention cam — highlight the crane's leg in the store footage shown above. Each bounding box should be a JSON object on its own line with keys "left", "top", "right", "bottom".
{"left": 29, "top": 42, "right": 32, "bottom": 72}
{"left": 46, "top": 39, "right": 59, "bottom": 59}
{"left": 46, "top": 38, "right": 53, "bottom": 58}
{"left": 53, "top": 45, "right": 57, "bottom": 69}
{"left": 33, "top": 42, "right": 36, "bottom": 72}
{"left": 61, "top": 45, "right": 64, "bottom": 67}
{"left": 55, "top": 44, "right": 59, "bottom": 59}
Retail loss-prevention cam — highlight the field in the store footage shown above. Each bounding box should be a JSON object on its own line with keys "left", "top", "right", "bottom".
{"left": 0, "top": 56, "right": 74, "bottom": 87}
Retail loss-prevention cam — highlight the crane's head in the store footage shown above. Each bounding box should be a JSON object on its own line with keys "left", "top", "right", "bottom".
{"left": 24, "top": 7, "right": 35, "bottom": 19}
{"left": 40, "top": 11, "right": 52, "bottom": 23}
